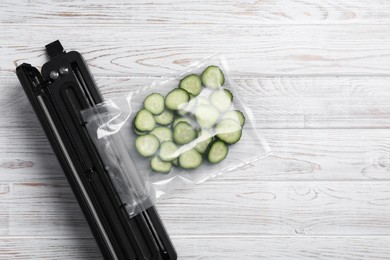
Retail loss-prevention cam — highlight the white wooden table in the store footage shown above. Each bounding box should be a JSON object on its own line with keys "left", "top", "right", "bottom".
{"left": 1, "top": 1, "right": 390, "bottom": 259}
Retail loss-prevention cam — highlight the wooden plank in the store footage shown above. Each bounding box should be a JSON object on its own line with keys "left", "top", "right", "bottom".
{"left": 2, "top": 181, "right": 390, "bottom": 236}
{"left": 1, "top": 128, "right": 390, "bottom": 182}
{"left": 0, "top": 182, "right": 92, "bottom": 238}
{"left": 2, "top": 76, "right": 390, "bottom": 182}
{"left": 2, "top": 24, "right": 390, "bottom": 76}
{"left": 174, "top": 236, "right": 390, "bottom": 260}
{"left": 4, "top": 76, "right": 390, "bottom": 129}
{"left": 1, "top": 0, "right": 390, "bottom": 25}
{"left": 1, "top": 236, "right": 390, "bottom": 260}
{"left": 0, "top": 238, "right": 102, "bottom": 260}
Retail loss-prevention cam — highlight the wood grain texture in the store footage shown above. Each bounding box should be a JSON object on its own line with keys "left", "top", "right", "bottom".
{"left": 2, "top": 0, "right": 390, "bottom": 259}
{"left": 1, "top": 0, "right": 390, "bottom": 25}
{"left": 1, "top": 181, "right": 390, "bottom": 238}
{"left": 2, "top": 77, "right": 390, "bottom": 184}
{"left": 0, "top": 238, "right": 101, "bottom": 260}
{"left": 3, "top": 76, "right": 390, "bottom": 129}
{"left": 2, "top": 24, "right": 390, "bottom": 77}
{"left": 1, "top": 236, "right": 390, "bottom": 260}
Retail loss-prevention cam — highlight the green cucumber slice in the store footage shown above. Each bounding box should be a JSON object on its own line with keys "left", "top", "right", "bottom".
{"left": 201, "top": 65, "right": 225, "bottom": 89}
{"left": 143, "top": 93, "right": 165, "bottom": 115}
{"left": 195, "top": 104, "right": 220, "bottom": 128}
{"left": 151, "top": 156, "right": 172, "bottom": 173}
{"left": 159, "top": 141, "right": 178, "bottom": 162}
{"left": 209, "top": 89, "right": 233, "bottom": 112}
{"left": 154, "top": 109, "right": 174, "bottom": 125}
{"left": 222, "top": 110, "right": 245, "bottom": 126}
{"left": 150, "top": 126, "right": 172, "bottom": 143}
{"left": 215, "top": 119, "right": 242, "bottom": 144}
{"left": 165, "top": 88, "right": 190, "bottom": 110}
{"left": 207, "top": 140, "right": 229, "bottom": 163}
{"left": 178, "top": 98, "right": 197, "bottom": 115}
{"left": 173, "top": 117, "right": 193, "bottom": 128}
{"left": 196, "top": 96, "right": 210, "bottom": 106}
{"left": 134, "top": 109, "right": 156, "bottom": 131}
{"left": 132, "top": 127, "right": 148, "bottom": 136}
{"left": 195, "top": 129, "right": 213, "bottom": 153}
{"left": 173, "top": 122, "right": 197, "bottom": 145}
{"left": 179, "top": 74, "right": 202, "bottom": 96}
{"left": 178, "top": 149, "right": 203, "bottom": 169}
{"left": 135, "top": 134, "right": 160, "bottom": 157}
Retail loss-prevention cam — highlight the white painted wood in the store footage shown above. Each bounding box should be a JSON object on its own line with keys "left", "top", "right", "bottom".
{"left": 1, "top": 236, "right": 390, "bottom": 260}
{"left": 4, "top": 76, "right": 390, "bottom": 130}
{"left": 2, "top": 0, "right": 390, "bottom": 259}
{"left": 2, "top": 181, "right": 390, "bottom": 238}
{"left": 2, "top": 24, "right": 390, "bottom": 77}
{"left": 1, "top": 0, "right": 390, "bottom": 25}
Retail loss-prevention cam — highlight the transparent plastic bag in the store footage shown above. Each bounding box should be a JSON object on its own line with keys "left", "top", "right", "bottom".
{"left": 81, "top": 55, "right": 270, "bottom": 217}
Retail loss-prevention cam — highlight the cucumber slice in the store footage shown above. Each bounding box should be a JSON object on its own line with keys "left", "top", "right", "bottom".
{"left": 201, "top": 65, "right": 225, "bottom": 89}
{"left": 132, "top": 126, "right": 148, "bottom": 136}
{"left": 195, "top": 129, "right": 213, "bottom": 153}
{"left": 143, "top": 93, "right": 165, "bottom": 115}
{"left": 150, "top": 126, "right": 172, "bottom": 143}
{"left": 196, "top": 96, "right": 210, "bottom": 106}
{"left": 165, "top": 88, "right": 190, "bottom": 110}
{"left": 209, "top": 89, "right": 233, "bottom": 112}
{"left": 207, "top": 141, "right": 229, "bottom": 163}
{"left": 179, "top": 74, "right": 202, "bottom": 96}
{"left": 215, "top": 119, "right": 242, "bottom": 144}
{"left": 135, "top": 134, "right": 160, "bottom": 157}
{"left": 173, "top": 117, "right": 193, "bottom": 128}
{"left": 173, "top": 122, "right": 197, "bottom": 145}
{"left": 195, "top": 104, "right": 220, "bottom": 128}
{"left": 134, "top": 109, "right": 156, "bottom": 131}
{"left": 154, "top": 109, "right": 174, "bottom": 125}
{"left": 178, "top": 98, "right": 197, "bottom": 116}
{"left": 222, "top": 110, "right": 245, "bottom": 126}
{"left": 159, "top": 141, "right": 178, "bottom": 161}
{"left": 151, "top": 156, "right": 172, "bottom": 173}
{"left": 179, "top": 149, "right": 203, "bottom": 169}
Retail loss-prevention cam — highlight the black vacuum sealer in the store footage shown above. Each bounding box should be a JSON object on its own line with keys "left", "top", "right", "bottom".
{"left": 16, "top": 40, "right": 177, "bottom": 260}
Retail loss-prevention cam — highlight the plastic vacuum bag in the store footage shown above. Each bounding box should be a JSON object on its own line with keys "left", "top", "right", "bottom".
{"left": 81, "top": 55, "right": 270, "bottom": 217}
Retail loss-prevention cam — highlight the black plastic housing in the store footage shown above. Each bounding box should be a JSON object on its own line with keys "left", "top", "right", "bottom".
{"left": 16, "top": 41, "right": 177, "bottom": 260}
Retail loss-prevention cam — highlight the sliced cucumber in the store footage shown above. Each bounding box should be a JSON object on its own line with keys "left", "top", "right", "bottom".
{"left": 215, "top": 119, "right": 242, "bottom": 144}
{"left": 207, "top": 140, "right": 229, "bottom": 163}
{"left": 151, "top": 156, "right": 172, "bottom": 173}
{"left": 134, "top": 109, "right": 156, "bottom": 131}
{"left": 209, "top": 89, "right": 233, "bottom": 112}
{"left": 195, "top": 129, "right": 213, "bottom": 153}
{"left": 154, "top": 109, "right": 174, "bottom": 125}
{"left": 222, "top": 110, "right": 245, "bottom": 126}
{"left": 178, "top": 98, "right": 197, "bottom": 116}
{"left": 195, "top": 104, "right": 220, "bottom": 128}
{"left": 135, "top": 134, "right": 160, "bottom": 157}
{"left": 179, "top": 149, "right": 202, "bottom": 169}
{"left": 165, "top": 88, "right": 190, "bottom": 110}
{"left": 159, "top": 141, "right": 178, "bottom": 162}
{"left": 201, "top": 65, "right": 225, "bottom": 89}
{"left": 173, "top": 117, "right": 193, "bottom": 128}
{"left": 196, "top": 96, "right": 210, "bottom": 106}
{"left": 179, "top": 74, "right": 202, "bottom": 96}
{"left": 173, "top": 122, "right": 197, "bottom": 145}
{"left": 143, "top": 93, "right": 165, "bottom": 115}
{"left": 132, "top": 126, "right": 148, "bottom": 136}
{"left": 150, "top": 126, "right": 172, "bottom": 143}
